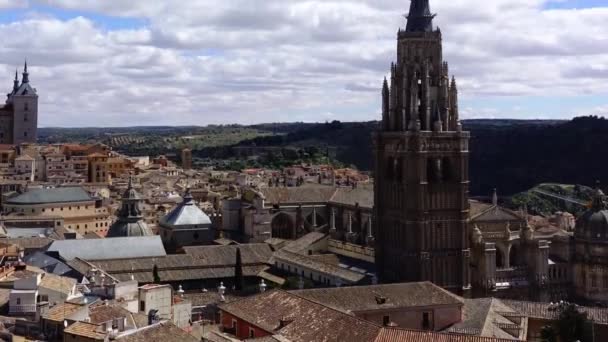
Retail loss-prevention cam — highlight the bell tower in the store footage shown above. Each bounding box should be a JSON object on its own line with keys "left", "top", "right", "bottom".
{"left": 373, "top": 0, "right": 471, "bottom": 293}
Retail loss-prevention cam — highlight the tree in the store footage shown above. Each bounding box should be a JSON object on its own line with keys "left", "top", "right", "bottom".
{"left": 541, "top": 302, "right": 591, "bottom": 342}
{"left": 152, "top": 264, "right": 160, "bottom": 283}
{"left": 234, "top": 248, "right": 244, "bottom": 292}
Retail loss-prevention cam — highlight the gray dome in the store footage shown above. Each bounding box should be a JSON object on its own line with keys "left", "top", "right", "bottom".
{"left": 107, "top": 220, "right": 152, "bottom": 238}
{"left": 107, "top": 175, "right": 151, "bottom": 238}
{"left": 575, "top": 188, "right": 608, "bottom": 241}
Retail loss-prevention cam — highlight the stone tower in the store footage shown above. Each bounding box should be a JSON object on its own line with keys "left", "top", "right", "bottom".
{"left": 10, "top": 61, "right": 38, "bottom": 144}
{"left": 373, "top": 0, "right": 471, "bottom": 293}
{"left": 0, "top": 62, "right": 38, "bottom": 145}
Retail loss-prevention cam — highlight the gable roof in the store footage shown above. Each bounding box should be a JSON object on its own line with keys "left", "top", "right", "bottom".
{"left": 375, "top": 328, "right": 518, "bottom": 342}
{"left": 501, "top": 299, "right": 608, "bottom": 324}
{"left": 47, "top": 236, "right": 167, "bottom": 261}
{"left": 114, "top": 321, "right": 198, "bottom": 342}
{"left": 329, "top": 187, "right": 374, "bottom": 209}
{"left": 6, "top": 187, "right": 93, "bottom": 205}
{"left": 183, "top": 243, "right": 273, "bottom": 266}
{"left": 260, "top": 186, "right": 337, "bottom": 205}
{"left": 469, "top": 204, "right": 524, "bottom": 223}
{"left": 292, "top": 282, "right": 463, "bottom": 314}
{"left": 63, "top": 321, "right": 107, "bottom": 340}
{"left": 219, "top": 290, "right": 382, "bottom": 342}
{"left": 444, "top": 298, "right": 525, "bottom": 340}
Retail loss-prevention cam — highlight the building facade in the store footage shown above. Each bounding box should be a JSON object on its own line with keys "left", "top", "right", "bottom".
{"left": 373, "top": 0, "right": 470, "bottom": 292}
{"left": 0, "top": 63, "right": 38, "bottom": 145}
{"left": 3, "top": 187, "right": 111, "bottom": 236}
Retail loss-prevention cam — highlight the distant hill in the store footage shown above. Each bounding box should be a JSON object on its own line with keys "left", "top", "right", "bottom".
{"left": 508, "top": 183, "right": 594, "bottom": 216}
{"left": 38, "top": 116, "right": 608, "bottom": 196}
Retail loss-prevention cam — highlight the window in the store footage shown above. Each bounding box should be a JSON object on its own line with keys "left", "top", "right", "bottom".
{"left": 422, "top": 312, "right": 431, "bottom": 330}
{"left": 249, "top": 328, "right": 255, "bottom": 338}
{"left": 592, "top": 273, "right": 598, "bottom": 288}
{"left": 16, "top": 298, "right": 21, "bottom": 305}
{"left": 139, "top": 301, "right": 145, "bottom": 311}
{"left": 232, "top": 319, "right": 237, "bottom": 329}
{"left": 24, "top": 132, "right": 27, "bottom": 137}
{"left": 383, "top": 315, "right": 390, "bottom": 326}
{"left": 24, "top": 102, "right": 28, "bottom": 111}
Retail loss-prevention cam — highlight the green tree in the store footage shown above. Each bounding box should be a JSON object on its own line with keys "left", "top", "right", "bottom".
{"left": 152, "top": 264, "right": 161, "bottom": 283}
{"left": 234, "top": 248, "right": 244, "bottom": 292}
{"left": 541, "top": 302, "right": 591, "bottom": 342}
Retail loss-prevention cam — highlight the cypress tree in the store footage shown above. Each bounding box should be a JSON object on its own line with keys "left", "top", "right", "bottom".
{"left": 152, "top": 264, "right": 160, "bottom": 283}
{"left": 234, "top": 248, "right": 244, "bottom": 291}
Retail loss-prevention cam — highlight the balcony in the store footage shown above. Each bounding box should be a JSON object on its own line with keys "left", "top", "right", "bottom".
{"left": 10, "top": 304, "right": 37, "bottom": 314}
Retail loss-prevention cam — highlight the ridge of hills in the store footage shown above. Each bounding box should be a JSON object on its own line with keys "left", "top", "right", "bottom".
{"left": 38, "top": 116, "right": 608, "bottom": 196}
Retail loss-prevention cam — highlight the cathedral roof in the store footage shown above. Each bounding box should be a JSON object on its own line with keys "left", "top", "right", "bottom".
{"left": 161, "top": 189, "right": 211, "bottom": 227}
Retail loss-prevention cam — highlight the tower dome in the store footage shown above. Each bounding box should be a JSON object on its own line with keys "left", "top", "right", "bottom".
{"left": 575, "top": 187, "right": 608, "bottom": 241}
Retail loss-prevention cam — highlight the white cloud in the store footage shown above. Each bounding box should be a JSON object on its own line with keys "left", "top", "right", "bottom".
{"left": 0, "top": 0, "right": 606, "bottom": 126}
{"left": 0, "top": 0, "right": 28, "bottom": 9}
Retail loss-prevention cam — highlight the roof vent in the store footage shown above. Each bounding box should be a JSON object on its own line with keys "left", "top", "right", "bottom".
{"left": 278, "top": 317, "right": 294, "bottom": 330}
{"left": 375, "top": 295, "right": 387, "bottom": 305}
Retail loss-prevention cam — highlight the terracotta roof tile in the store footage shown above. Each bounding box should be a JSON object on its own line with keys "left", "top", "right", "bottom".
{"left": 375, "top": 328, "right": 518, "bottom": 342}
{"left": 220, "top": 290, "right": 381, "bottom": 342}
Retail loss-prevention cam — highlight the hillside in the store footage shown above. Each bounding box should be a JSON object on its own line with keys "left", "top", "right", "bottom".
{"left": 508, "top": 183, "right": 594, "bottom": 216}
{"left": 38, "top": 116, "right": 608, "bottom": 196}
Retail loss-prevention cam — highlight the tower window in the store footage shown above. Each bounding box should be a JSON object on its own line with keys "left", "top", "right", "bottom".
{"left": 24, "top": 102, "right": 28, "bottom": 111}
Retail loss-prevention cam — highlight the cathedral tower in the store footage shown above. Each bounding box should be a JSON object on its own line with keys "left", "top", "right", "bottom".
{"left": 373, "top": 0, "right": 471, "bottom": 292}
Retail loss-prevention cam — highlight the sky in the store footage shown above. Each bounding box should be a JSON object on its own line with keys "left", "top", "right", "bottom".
{"left": 0, "top": 0, "right": 607, "bottom": 127}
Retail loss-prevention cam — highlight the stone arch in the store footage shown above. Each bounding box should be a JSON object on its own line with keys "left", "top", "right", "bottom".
{"left": 510, "top": 243, "right": 522, "bottom": 267}
{"left": 271, "top": 212, "right": 295, "bottom": 240}
{"left": 496, "top": 248, "right": 504, "bottom": 269}
{"left": 305, "top": 211, "right": 326, "bottom": 228}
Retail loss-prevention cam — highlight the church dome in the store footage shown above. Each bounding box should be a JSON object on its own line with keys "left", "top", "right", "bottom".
{"left": 107, "top": 220, "right": 151, "bottom": 238}
{"left": 161, "top": 188, "right": 211, "bottom": 227}
{"left": 575, "top": 188, "right": 608, "bottom": 241}
{"left": 107, "top": 176, "right": 152, "bottom": 238}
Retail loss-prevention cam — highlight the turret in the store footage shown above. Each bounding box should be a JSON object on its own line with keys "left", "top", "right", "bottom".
{"left": 22, "top": 60, "right": 29, "bottom": 84}
{"left": 422, "top": 60, "right": 431, "bottom": 130}
{"left": 389, "top": 63, "right": 396, "bottom": 131}
{"left": 13, "top": 70, "right": 19, "bottom": 93}
{"left": 450, "top": 76, "right": 459, "bottom": 130}
{"left": 382, "top": 77, "right": 389, "bottom": 130}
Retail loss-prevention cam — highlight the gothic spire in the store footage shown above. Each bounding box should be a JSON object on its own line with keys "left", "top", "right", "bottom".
{"left": 13, "top": 69, "right": 19, "bottom": 92}
{"left": 22, "top": 60, "right": 29, "bottom": 84}
{"left": 406, "top": 0, "right": 435, "bottom": 33}
{"left": 592, "top": 181, "right": 607, "bottom": 211}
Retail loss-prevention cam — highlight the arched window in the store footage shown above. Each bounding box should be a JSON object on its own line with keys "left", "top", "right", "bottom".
{"left": 442, "top": 157, "right": 453, "bottom": 181}
{"left": 386, "top": 157, "right": 395, "bottom": 180}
